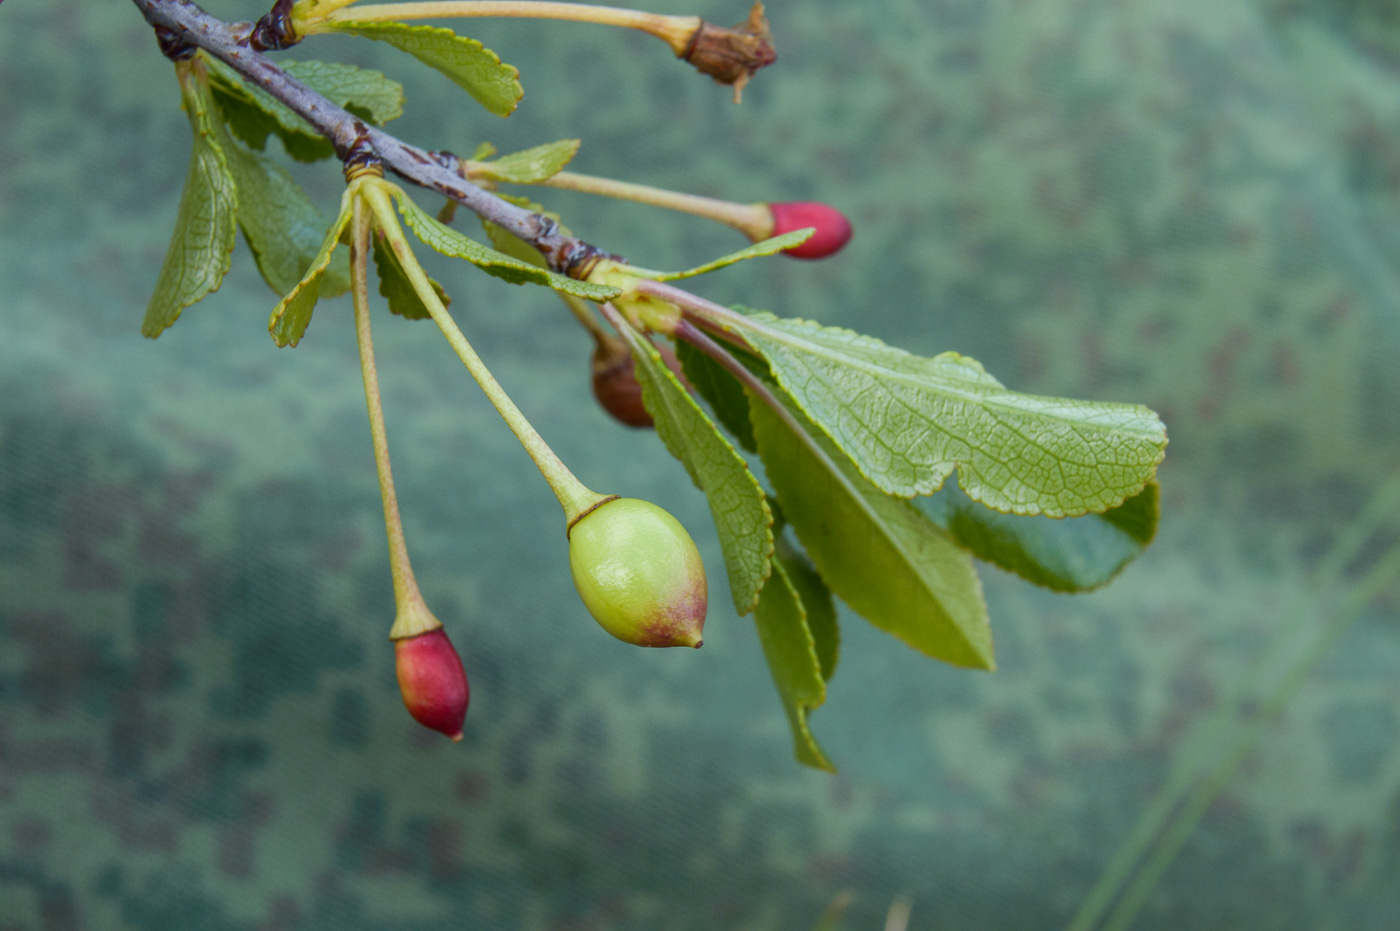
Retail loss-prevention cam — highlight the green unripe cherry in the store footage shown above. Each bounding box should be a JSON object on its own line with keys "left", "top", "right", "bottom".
{"left": 568, "top": 497, "right": 707, "bottom": 648}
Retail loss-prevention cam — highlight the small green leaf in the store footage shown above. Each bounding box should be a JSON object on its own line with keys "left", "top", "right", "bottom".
{"left": 143, "top": 63, "right": 238, "bottom": 339}
{"left": 919, "top": 477, "right": 1159, "bottom": 593}
{"left": 725, "top": 308, "right": 1168, "bottom": 517}
{"left": 634, "top": 230, "right": 815, "bottom": 282}
{"left": 268, "top": 192, "right": 353, "bottom": 347}
{"left": 619, "top": 324, "right": 773, "bottom": 614}
{"left": 283, "top": 59, "right": 404, "bottom": 124}
{"left": 323, "top": 21, "right": 522, "bottom": 117}
{"left": 472, "top": 139, "right": 580, "bottom": 184}
{"left": 390, "top": 187, "right": 622, "bottom": 301}
{"left": 675, "top": 339, "right": 759, "bottom": 453}
{"left": 372, "top": 232, "right": 449, "bottom": 320}
{"left": 754, "top": 541, "right": 836, "bottom": 771}
{"left": 751, "top": 395, "right": 994, "bottom": 670}
{"left": 215, "top": 121, "right": 349, "bottom": 298}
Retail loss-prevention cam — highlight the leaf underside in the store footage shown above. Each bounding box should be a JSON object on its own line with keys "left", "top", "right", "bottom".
{"left": 323, "top": 21, "right": 522, "bottom": 118}
{"left": 143, "top": 63, "right": 238, "bottom": 339}
{"left": 620, "top": 326, "right": 773, "bottom": 614}
{"left": 726, "top": 308, "right": 1168, "bottom": 517}
{"left": 216, "top": 121, "right": 349, "bottom": 298}
{"left": 921, "top": 476, "right": 1160, "bottom": 593}
{"left": 751, "top": 394, "right": 994, "bottom": 670}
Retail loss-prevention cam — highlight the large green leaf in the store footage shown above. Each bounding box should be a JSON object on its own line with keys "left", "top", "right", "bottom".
{"left": 723, "top": 308, "right": 1167, "bottom": 517}
{"left": 143, "top": 63, "right": 238, "bottom": 339}
{"left": 204, "top": 56, "right": 403, "bottom": 162}
{"left": 750, "top": 395, "right": 994, "bottom": 670}
{"left": 215, "top": 121, "right": 349, "bottom": 298}
{"left": 372, "top": 233, "right": 449, "bottom": 320}
{"left": 390, "top": 187, "right": 622, "bottom": 301}
{"left": 322, "top": 21, "right": 522, "bottom": 117}
{"left": 753, "top": 540, "right": 837, "bottom": 771}
{"left": 920, "top": 477, "right": 1160, "bottom": 593}
{"left": 472, "top": 139, "right": 580, "bottom": 184}
{"left": 619, "top": 324, "right": 773, "bottom": 614}
{"left": 268, "top": 192, "right": 353, "bottom": 347}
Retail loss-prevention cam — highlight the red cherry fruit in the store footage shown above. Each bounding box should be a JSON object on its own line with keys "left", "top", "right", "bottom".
{"left": 394, "top": 628, "right": 470, "bottom": 741}
{"left": 768, "top": 201, "right": 853, "bottom": 260}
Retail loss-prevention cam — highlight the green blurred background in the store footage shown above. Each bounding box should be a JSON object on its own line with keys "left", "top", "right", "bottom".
{"left": 4, "top": 0, "right": 1400, "bottom": 927}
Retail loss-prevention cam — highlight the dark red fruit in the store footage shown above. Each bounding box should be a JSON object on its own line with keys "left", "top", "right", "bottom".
{"left": 592, "top": 335, "right": 652, "bottom": 428}
{"left": 768, "top": 201, "right": 853, "bottom": 259}
{"left": 394, "top": 628, "right": 470, "bottom": 741}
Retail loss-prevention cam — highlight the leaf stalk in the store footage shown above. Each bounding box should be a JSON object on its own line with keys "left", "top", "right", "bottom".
{"left": 477, "top": 167, "right": 773, "bottom": 241}
{"left": 361, "top": 182, "right": 610, "bottom": 527}
{"left": 308, "top": 1, "right": 701, "bottom": 53}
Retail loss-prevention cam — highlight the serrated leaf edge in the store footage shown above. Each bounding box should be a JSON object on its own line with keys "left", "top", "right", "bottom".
{"left": 268, "top": 190, "right": 354, "bottom": 346}
{"left": 620, "top": 325, "right": 774, "bottom": 614}
{"left": 730, "top": 309, "right": 1168, "bottom": 517}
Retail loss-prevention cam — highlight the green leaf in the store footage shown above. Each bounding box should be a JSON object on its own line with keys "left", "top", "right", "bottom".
{"left": 282, "top": 59, "right": 404, "bottom": 124}
{"left": 725, "top": 309, "right": 1168, "bottom": 517}
{"left": 753, "top": 540, "right": 836, "bottom": 771}
{"left": 390, "top": 187, "right": 622, "bottom": 301}
{"left": 323, "top": 21, "right": 522, "bottom": 117}
{"left": 619, "top": 324, "right": 773, "bottom": 614}
{"left": 204, "top": 57, "right": 402, "bottom": 163}
{"left": 472, "top": 139, "right": 580, "bottom": 184}
{"left": 919, "top": 477, "right": 1159, "bottom": 593}
{"left": 143, "top": 63, "right": 238, "bottom": 339}
{"left": 207, "top": 68, "right": 330, "bottom": 161}
{"left": 268, "top": 192, "right": 353, "bottom": 347}
{"left": 783, "top": 537, "right": 840, "bottom": 683}
{"left": 634, "top": 230, "right": 815, "bottom": 282}
{"left": 372, "top": 232, "right": 449, "bottom": 320}
{"left": 750, "top": 394, "right": 994, "bottom": 670}
{"left": 675, "top": 339, "right": 759, "bottom": 453}
{"left": 215, "top": 121, "right": 349, "bottom": 298}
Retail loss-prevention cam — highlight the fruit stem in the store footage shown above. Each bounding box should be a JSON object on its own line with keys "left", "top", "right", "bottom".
{"left": 363, "top": 182, "right": 610, "bottom": 527}
{"left": 313, "top": 1, "right": 701, "bottom": 52}
{"left": 557, "top": 292, "right": 611, "bottom": 344}
{"left": 495, "top": 169, "right": 773, "bottom": 241}
{"left": 350, "top": 194, "right": 440, "bottom": 639}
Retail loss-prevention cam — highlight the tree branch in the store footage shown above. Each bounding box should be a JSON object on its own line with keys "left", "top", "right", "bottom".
{"left": 129, "top": 0, "right": 607, "bottom": 275}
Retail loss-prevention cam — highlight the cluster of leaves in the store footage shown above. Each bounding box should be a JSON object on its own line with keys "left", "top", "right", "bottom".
{"left": 143, "top": 5, "right": 1165, "bottom": 770}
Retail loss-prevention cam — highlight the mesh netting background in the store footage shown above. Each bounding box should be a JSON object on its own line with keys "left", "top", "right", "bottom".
{"left": 4, "top": 0, "right": 1400, "bottom": 928}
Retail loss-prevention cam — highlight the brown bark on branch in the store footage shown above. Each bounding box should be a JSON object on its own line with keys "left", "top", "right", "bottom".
{"left": 129, "top": 0, "right": 605, "bottom": 275}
